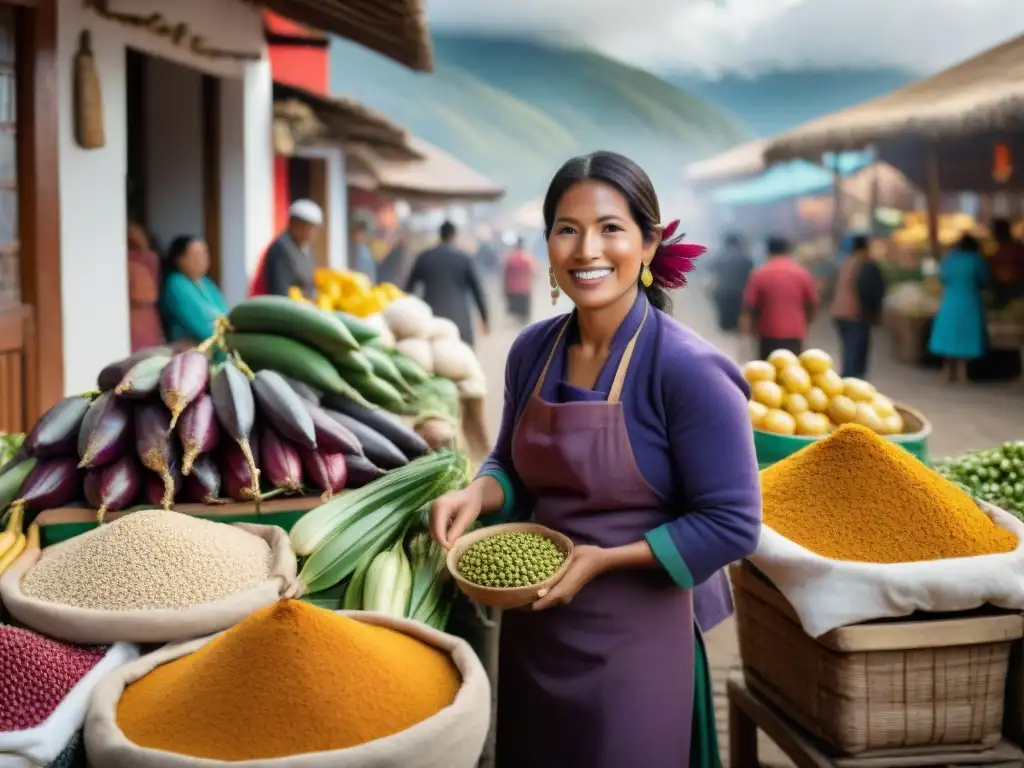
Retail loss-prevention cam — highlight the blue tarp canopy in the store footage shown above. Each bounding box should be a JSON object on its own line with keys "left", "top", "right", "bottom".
{"left": 711, "top": 151, "right": 873, "bottom": 206}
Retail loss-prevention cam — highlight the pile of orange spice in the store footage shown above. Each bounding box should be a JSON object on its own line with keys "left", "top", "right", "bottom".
{"left": 117, "top": 600, "right": 460, "bottom": 760}
{"left": 761, "top": 424, "right": 1018, "bottom": 563}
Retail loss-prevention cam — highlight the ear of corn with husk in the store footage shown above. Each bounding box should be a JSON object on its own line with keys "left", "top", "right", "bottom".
{"left": 293, "top": 450, "right": 470, "bottom": 595}
{"left": 362, "top": 537, "right": 413, "bottom": 617}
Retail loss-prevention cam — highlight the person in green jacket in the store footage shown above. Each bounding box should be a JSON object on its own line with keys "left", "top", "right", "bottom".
{"left": 160, "top": 235, "right": 228, "bottom": 346}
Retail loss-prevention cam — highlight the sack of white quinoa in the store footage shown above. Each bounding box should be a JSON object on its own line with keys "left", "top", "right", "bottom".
{"left": 0, "top": 511, "right": 300, "bottom": 645}
{"left": 0, "top": 627, "right": 137, "bottom": 768}
{"left": 85, "top": 604, "right": 490, "bottom": 768}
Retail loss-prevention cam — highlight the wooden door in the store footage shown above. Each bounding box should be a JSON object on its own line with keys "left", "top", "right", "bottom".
{"left": 0, "top": 6, "right": 28, "bottom": 432}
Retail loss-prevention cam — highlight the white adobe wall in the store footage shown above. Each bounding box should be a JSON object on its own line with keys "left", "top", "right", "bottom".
{"left": 55, "top": 0, "right": 273, "bottom": 395}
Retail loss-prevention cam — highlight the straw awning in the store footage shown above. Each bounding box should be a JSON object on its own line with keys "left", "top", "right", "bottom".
{"left": 765, "top": 33, "right": 1024, "bottom": 163}
{"left": 257, "top": 0, "right": 433, "bottom": 71}
{"left": 347, "top": 136, "right": 505, "bottom": 205}
{"left": 684, "top": 139, "right": 768, "bottom": 187}
{"left": 272, "top": 82, "right": 420, "bottom": 161}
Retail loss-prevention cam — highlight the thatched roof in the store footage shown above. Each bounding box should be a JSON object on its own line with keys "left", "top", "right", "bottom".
{"left": 841, "top": 162, "right": 919, "bottom": 210}
{"left": 257, "top": 0, "right": 433, "bottom": 71}
{"left": 684, "top": 139, "right": 768, "bottom": 187}
{"left": 346, "top": 137, "right": 505, "bottom": 205}
{"left": 272, "top": 82, "right": 420, "bottom": 161}
{"left": 765, "top": 33, "right": 1024, "bottom": 163}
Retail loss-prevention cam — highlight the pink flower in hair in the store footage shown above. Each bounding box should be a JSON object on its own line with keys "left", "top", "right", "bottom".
{"left": 650, "top": 219, "right": 705, "bottom": 289}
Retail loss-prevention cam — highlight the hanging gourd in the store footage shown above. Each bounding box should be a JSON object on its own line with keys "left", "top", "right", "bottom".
{"left": 73, "top": 30, "right": 105, "bottom": 150}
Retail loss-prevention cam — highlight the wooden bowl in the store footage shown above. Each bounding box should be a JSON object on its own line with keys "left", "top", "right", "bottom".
{"left": 446, "top": 522, "right": 575, "bottom": 610}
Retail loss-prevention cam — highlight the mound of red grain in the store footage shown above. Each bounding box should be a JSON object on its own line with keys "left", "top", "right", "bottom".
{"left": 0, "top": 626, "right": 107, "bottom": 731}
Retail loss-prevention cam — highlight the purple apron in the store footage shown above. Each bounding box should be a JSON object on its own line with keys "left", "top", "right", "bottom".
{"left": 496, "top": 305, "right": 718, "bottom": 768}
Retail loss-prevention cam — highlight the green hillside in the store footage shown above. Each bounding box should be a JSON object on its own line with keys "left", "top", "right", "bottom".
{"left": 330, "top": 34, "right": 750, "bottom": 205}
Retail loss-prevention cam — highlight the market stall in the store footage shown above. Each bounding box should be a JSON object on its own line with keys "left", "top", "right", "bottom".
{"left": 0, "top": 294, "right": 500, "bottom": 764}
{"left": 731, "top": 418, "right": 1024, "bottom": 765}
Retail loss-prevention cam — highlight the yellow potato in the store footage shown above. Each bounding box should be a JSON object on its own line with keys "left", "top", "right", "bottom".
{"left": 778, "top": 365, "right": 812, "bottom": 395}
{"left": 751, "top": 380, "right": 784, "bottom": 410}
{"left": 748, "top": 400, "right": 769, "bottom": 429}
{"left": 767, "top": 349, "right": 800, "bottom": 370}
{"left": 871, "top": 395, "right": 897, "bottom": 419}
{"left": 881, "top": 412, "right": 905, "bottom": 435}
{"left": 842, "top": 377, "right": 877, "bottom": 402}
{"left": 783, "top": 392, "right": 809, "bottom": 416}
{"left": 742, "top": 360, "right": 777, "bottom": 385}
{"left": 854, "top": 402, "right": 885, "bottom": 433}
{"left": 795, "top": 411, "right": 830, "bottom": 436}
{"left": 827, "top": 394, "right": 858, "bottom": 425}
{"left": 805, "top": 387, "right": 829, "bottom": 413}
{"left": 811, "top": 369, "right": 844, "bottom": 397}
{"left": 761, "top": 409, "right": 796, "bottom": 435}
{"left": 798, "top": 349, "right": 833, "bottom": 374}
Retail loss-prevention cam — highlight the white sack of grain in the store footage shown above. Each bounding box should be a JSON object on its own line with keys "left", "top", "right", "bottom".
{"left": 0, "top": 513, "right": 300, "bottom": 645}
{"left": 85, "top": 612, "right": 490, "bottom": 768}
{"left": 0, "top": 642, "right": 137, "bottom": 768}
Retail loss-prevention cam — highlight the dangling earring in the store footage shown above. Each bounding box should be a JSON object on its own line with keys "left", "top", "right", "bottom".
{"left": 549, "top": 268, "right": 560, "bottom": 305}
{"left": 640, "top": 263, "right": 654, "bottom": 288}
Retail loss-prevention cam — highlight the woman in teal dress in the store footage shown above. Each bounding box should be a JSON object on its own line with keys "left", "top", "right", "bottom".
{"left": 928, "top": 234, "right": 990, "bottom": 383}
{"left": 160, "top": 236, "right": 228, "bottom": 345}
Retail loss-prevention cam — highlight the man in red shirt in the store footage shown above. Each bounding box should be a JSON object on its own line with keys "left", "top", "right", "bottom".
{"left": 741, "top": 236, "right": 819, "bottom": 360}
{"left": 503, "top": 238, "right": 538, "bottom": 326}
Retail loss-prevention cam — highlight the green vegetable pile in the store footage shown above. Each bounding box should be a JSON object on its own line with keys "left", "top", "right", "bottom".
{"left": 0, "top": 432, "right": 24, "bottom": 468}
{"left": 457, "top": 531, "right": 567, "bottom": 588}
{"left": 934, "top": 441, "right": 1024, "bottom": 518}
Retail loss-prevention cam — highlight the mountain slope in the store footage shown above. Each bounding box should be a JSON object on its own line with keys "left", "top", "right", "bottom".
{"left": 330, "top": 34, "right": 750, "bottom": 205}
{"left": 667, "top": 68, "right": 914, "bottom": 137}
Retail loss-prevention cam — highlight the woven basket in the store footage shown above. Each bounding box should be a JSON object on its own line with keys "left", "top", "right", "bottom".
{"left": 731, "top": 562, "right": 1023, "bottom": 756}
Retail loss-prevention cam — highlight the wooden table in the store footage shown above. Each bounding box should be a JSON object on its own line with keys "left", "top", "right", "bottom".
{"left": 727, "top": 674, "right": 1024, "bottom": 768}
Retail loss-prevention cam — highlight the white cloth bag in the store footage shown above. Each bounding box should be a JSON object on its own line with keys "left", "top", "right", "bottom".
{"left": 1, "top": 524, "right": 301, "bottom": 645}
{"left": 85, "top": 611, "right": 491, "bottom": 768}
{"left": 0, "top": 642, "right": 138, "bottom": 767}
{"left": 749, "top": 500, "right": 1024, "bottom": 637}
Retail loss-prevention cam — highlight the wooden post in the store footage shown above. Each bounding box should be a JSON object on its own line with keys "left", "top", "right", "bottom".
{"left": 830, "top": 156, "right": 843, "bottom": 250}
{"left": 925, "top": 140, "right": 942, "bottom": 262}
{"left": 867, "top": 151, "right": 880, "bottom": 235}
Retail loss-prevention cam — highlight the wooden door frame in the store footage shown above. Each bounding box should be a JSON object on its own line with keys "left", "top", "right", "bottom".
{"left": 14, "top": 0, "right": 61, "bottom": 419}
{"left": 202, "top": 74, "right": 222, "bottom": 285}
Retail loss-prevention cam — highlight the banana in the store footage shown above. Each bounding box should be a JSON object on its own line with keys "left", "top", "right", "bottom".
{"left": 0, "top": 511, "right": 30, "bottom": 575}
{"left": 0, "top": 504, "right": 23, "bottom": 561}
{"left": 0, "top": 533, "right": 26, "bottom": 574}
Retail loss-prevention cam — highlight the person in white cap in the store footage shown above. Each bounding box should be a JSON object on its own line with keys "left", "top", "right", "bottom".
{"left": 262, "top": 199, "right": 323, "bottom": 297}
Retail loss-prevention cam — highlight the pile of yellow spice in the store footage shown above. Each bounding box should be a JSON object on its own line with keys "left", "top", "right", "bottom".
{"left": 116, "top": 600, "right": 460, "bottom": 761}
{"left": 761, "top": 424, "right": 1018, "bottom": 563}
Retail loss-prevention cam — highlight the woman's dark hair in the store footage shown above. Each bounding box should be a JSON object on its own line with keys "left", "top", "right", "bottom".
{"left": 956, "top": 233, "right": 980, "bottom": 253}
{"left": 163, "top": 235, "right": 200, "bottom": 280}
{"left": 542, "top": 151, "right": 672, "bottom": 312}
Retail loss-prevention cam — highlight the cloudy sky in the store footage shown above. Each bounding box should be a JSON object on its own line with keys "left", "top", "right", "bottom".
{"left": 428, "top": 0, "right": 1024, "bottom": 77}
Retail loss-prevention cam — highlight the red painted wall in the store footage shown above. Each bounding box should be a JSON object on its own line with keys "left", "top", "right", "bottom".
{"left": 268, "top": 45, "right": 328, "bottom": 93}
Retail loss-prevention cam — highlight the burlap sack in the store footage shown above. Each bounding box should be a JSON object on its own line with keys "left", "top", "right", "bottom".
{"left": 84, "top": 611, "right": 491, "bottom": 768}
{"left": 0, "top": 642, "right": 138, "bottom": 768}
{"left": 0, "top": 524, "right": 301, "bottom": 645}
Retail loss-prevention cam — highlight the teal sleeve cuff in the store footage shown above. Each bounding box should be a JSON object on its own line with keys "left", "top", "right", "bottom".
{"left": 645, "top": 525, "right": 694, "bottom": 589}
{"left": 479, "top": 469, "right": 515, "bottom": 524}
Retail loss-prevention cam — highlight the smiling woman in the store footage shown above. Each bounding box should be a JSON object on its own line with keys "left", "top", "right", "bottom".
{"left": 429, "top": 151, "right": 763, "bottom": 768}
